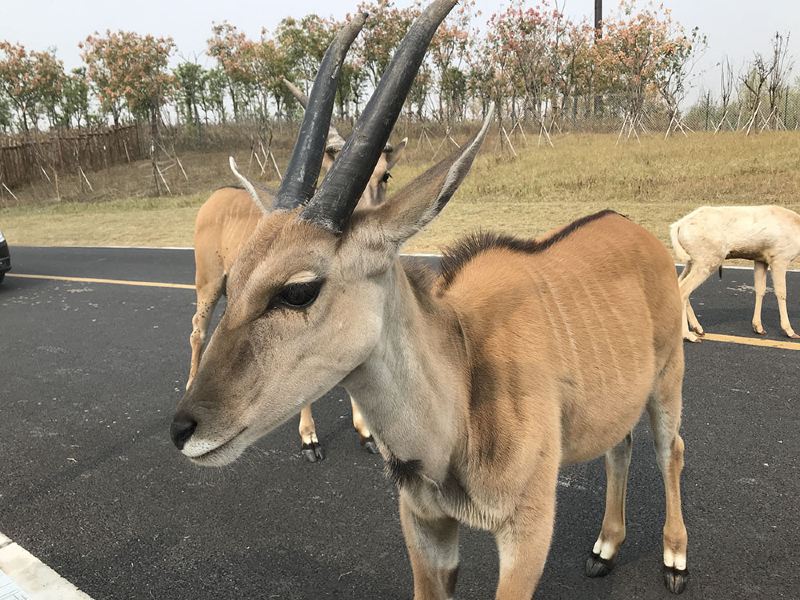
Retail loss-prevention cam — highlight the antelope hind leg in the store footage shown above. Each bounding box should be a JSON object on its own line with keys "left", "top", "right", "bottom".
{"left": 751, "top": 260, "right": 768, "bottom": 335}
{"left": 299, "top": 405, "right": 324, "bottom": 462}
{"left": 771, "top": 262, "right": 799, "bottom": 338}
{"left": 350, "top": 396, "right": 378, "bottom": 454}
{"left": 187, "top": 278, "right": 224, "bottom": 389}
{"left": 648, "top": 350, "right": 689, "bottom": 594}
{"left": 678, "top": 261, "right": 715, "bottom": 342}
{"left": 685, "top": 300, "right": 704, "bottom": 336}
{"left": 586, "top": 431, "right": 633, "bottom": 577}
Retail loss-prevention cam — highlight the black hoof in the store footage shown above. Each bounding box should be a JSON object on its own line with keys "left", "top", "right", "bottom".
{"left": 585, "top": 552, "right": 614, "bottom": 578}
{"left": 301, "top": 442, "right": 325, "bottom": 463}
{"left": 663, "top": 565, "right": 689, "bottom": 594}
{"left": 361, "top": 435, "right": 379, "bottom": 455}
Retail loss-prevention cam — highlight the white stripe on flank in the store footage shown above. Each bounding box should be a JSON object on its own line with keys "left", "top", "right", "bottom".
{"left": 0, "top": 532, "right": 93, "bottom": 599}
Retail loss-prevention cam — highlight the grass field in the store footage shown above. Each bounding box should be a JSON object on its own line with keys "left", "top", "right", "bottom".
{"left": 2, "top": 131, "right": 799, "bottom": 256}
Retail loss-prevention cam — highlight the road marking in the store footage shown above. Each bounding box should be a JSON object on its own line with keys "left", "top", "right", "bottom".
{"left": 6, "top": 273, "right": 194, "bottom": 290}
{"left": 15, "top": 245, "right": 194, "bottom": 251}
{"left": 0, "top": 532, "right": 93, "bottom": 599}
{"left": 702, "top": 333, "right": 800, "bottom": 351}
{"left": 8, "top": 272, "right": 800, "bottom": 351}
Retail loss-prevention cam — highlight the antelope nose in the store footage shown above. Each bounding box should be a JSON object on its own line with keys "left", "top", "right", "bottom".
{"left": 170, "top": 412, "right": 197, "bottom": 450}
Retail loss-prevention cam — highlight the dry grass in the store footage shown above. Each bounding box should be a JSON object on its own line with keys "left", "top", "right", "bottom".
{"left": 2, "top": 131, "right": 799, "bottom": 256}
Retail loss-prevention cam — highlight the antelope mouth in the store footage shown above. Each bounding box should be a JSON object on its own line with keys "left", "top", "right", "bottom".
{"left": 185, "top": 427, "right": 248, "bottom": 466}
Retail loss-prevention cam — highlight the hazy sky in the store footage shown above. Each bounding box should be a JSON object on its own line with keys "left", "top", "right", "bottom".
{"left": 1, "top": 1, "right": 798, "bottom": 100}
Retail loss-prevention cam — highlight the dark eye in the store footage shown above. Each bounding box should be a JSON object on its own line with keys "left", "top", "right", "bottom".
{"left": 271, "top": 280, "right": 323, "bottom": 310}
{"left": 381, "top": 171, "right": 392, "bottom": 183}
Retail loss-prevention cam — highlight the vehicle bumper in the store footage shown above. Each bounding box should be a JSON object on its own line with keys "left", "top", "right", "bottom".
{"left": 0, "top": 240, "right": 11, "bottom": 274}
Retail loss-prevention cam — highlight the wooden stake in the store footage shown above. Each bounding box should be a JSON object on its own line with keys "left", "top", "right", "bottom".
{"left": 1, "top": 182, "right": 18, "bottom": 203}
{"left": 155, "top": 162, "right": 171, "bottom": 194}
{"left": 53, "top": 168, "right": 60, "bottom": 202}
{"left": 79, "top": 166, "right": 94, "bottom": 192}
{"left": 269, "top": 151, "right": 282, "bottom": 181}
{"left": 501, "top": 126, "right": 518, "bottom": 158}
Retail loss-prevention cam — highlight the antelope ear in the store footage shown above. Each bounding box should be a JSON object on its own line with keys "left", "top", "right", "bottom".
{"left": 229, "top": 157, "right": 269, "bottom": 214}
{"left": 385, "top": 137, "right": 408, "bottom": 171}
{"left": 355, "top": 105, "right": 494, "bottom": 250}
{"left": 322, "top": 148, "right": 337, "bottom": 174}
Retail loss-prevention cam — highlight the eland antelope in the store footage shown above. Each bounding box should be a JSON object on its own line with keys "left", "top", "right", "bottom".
{"left": 671, "top": 205, "right": 800, "bottom": 341}
{"left": 187, "top": 79, "right": 406, "bottom": 461}
{"left": 172, "top": 1, "right": 690, "bottom": 597}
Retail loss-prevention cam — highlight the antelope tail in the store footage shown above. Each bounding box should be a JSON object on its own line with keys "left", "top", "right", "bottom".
{"left": 669, "top": 222, "right": 690, "bottom": 262}
{"left": 718, "top": 265, "right": 723, "bottom": 279}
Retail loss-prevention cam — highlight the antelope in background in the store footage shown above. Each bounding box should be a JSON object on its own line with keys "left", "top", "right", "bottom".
{"left": 671, "top": 205, "right": 800, "bottom": 341}
{"left": 187, "top": 80, "right": 406, "bottom": 461}
{"left": 172, "top": 1, "right": 690, "bottom": 597}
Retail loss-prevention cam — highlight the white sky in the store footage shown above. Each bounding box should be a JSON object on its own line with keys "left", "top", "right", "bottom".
{"left": 1, "top": 1, "right": 798, "bottom": 102}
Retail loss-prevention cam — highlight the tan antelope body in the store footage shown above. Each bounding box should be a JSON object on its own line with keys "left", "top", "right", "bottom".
{"left": 671, "top": 205, "right": 800, "bottom": 341}
{"left": 188, "top": 88, "right": 406, "bottom": 461}
{"left": 172, "top": 2, "right": 689, "bottom": 597}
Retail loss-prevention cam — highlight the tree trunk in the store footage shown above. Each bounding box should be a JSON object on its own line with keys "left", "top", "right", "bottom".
{"left": 150, "top": 105, "right": 161, "bottom": 197}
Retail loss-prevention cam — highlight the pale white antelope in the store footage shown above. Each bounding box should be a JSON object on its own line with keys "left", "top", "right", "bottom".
{"left": 187, "top": 79, "right": 406, "bottom": 461}
{"left": 172, "top": 2, "right": 690, "bottom": 597}
{"left": 670, "top": 205, "right": 800, "bottom": 342}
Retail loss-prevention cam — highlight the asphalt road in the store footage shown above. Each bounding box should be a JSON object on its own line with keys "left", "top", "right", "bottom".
{"left": 1, "top": 246, "right": 798, "bottom": 600}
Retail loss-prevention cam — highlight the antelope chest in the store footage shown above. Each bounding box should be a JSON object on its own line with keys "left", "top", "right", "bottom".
{"left": 387, "top": 455, "right": 508, "bottom": 531}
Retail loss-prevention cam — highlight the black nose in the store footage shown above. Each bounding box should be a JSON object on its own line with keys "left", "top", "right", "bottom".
{"left": 170, "top": 412, "right": 197, "bottom": 450}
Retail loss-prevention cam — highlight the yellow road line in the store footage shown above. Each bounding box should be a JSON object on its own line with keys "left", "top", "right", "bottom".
{"left": 702, "top": 332, "right": 800, "bottom": 351}
{"left": 6, "top": 272, "right": 195, "bottom": 290}
{"left": 8, "top": 272, "right": 800, "bottom": 351}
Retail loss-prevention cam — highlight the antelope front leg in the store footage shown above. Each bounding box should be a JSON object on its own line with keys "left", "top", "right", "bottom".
{"left": 771, "top": 262, "right": 799, "bottom": 338}
{"left": 752, "top": 260, "right": 768, "bottom": 335}
{"left": 586, "top": 431, "right": 633, "bottom": 577}
{"left": 187, "top": 281, "right": 224, "bottom": 389}
{"left": 399, "top": 493, "right": 460, "bottom": 600}
{"left": 298, "top": 405, "right": 324, "bottom": 462}
{"left": 494, "top": 478, "right": 557, "bottom": 599}
{"left": 350, "top": 396, "right": 378, "bottom": 454}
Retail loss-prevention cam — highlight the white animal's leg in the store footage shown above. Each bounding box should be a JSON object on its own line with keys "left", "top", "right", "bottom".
{"left": 685, "top": 301, "right": 703, "bottom": 336}
{"left": 677, "top": 262, "right": 701, "bottom": 338}
{"left": 187, "top": 279, "right": 224, "bottom": 389}
{"left": 647, "top": 349, "right": 689, "bottom": 594}
{"left": 752, "top": 260, "right": 768, "bottom": 335}
{"left": 678, "top": 261, "right": 715, "bottom": 342}
{"left": 586, "top": 432, "right": 633, "bottom": 577}
{"left": 676, "top": 262, "right": 690, "bottom": 284}
{"left": 350, "top": 396, "right": 379, "bottom": 454}
{"left": 771, "top": 261, "right": 798, "bottom": 338}
{"left": 298, "top": 405, "right": 324, "bottom": 462}
{"left": 400, "top": 493, "right": 460, "bottom": 600}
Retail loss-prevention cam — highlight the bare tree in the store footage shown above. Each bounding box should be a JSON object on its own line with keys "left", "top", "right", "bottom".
{"left": 764, "top": 32, "right": 793, "bottom": 130}
{"left": 714, "top": 57, "right": 734, "bottom": 132}
{"left": 740, "top": 53, "right": 773, "bottom": 134}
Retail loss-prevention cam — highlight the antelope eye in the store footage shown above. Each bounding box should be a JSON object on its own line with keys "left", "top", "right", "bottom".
{"left": 381, "top": 171, "right": 392, "bottom": 183}
{"left": 272, "top": 280, "right": 323, "bottom": 310}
